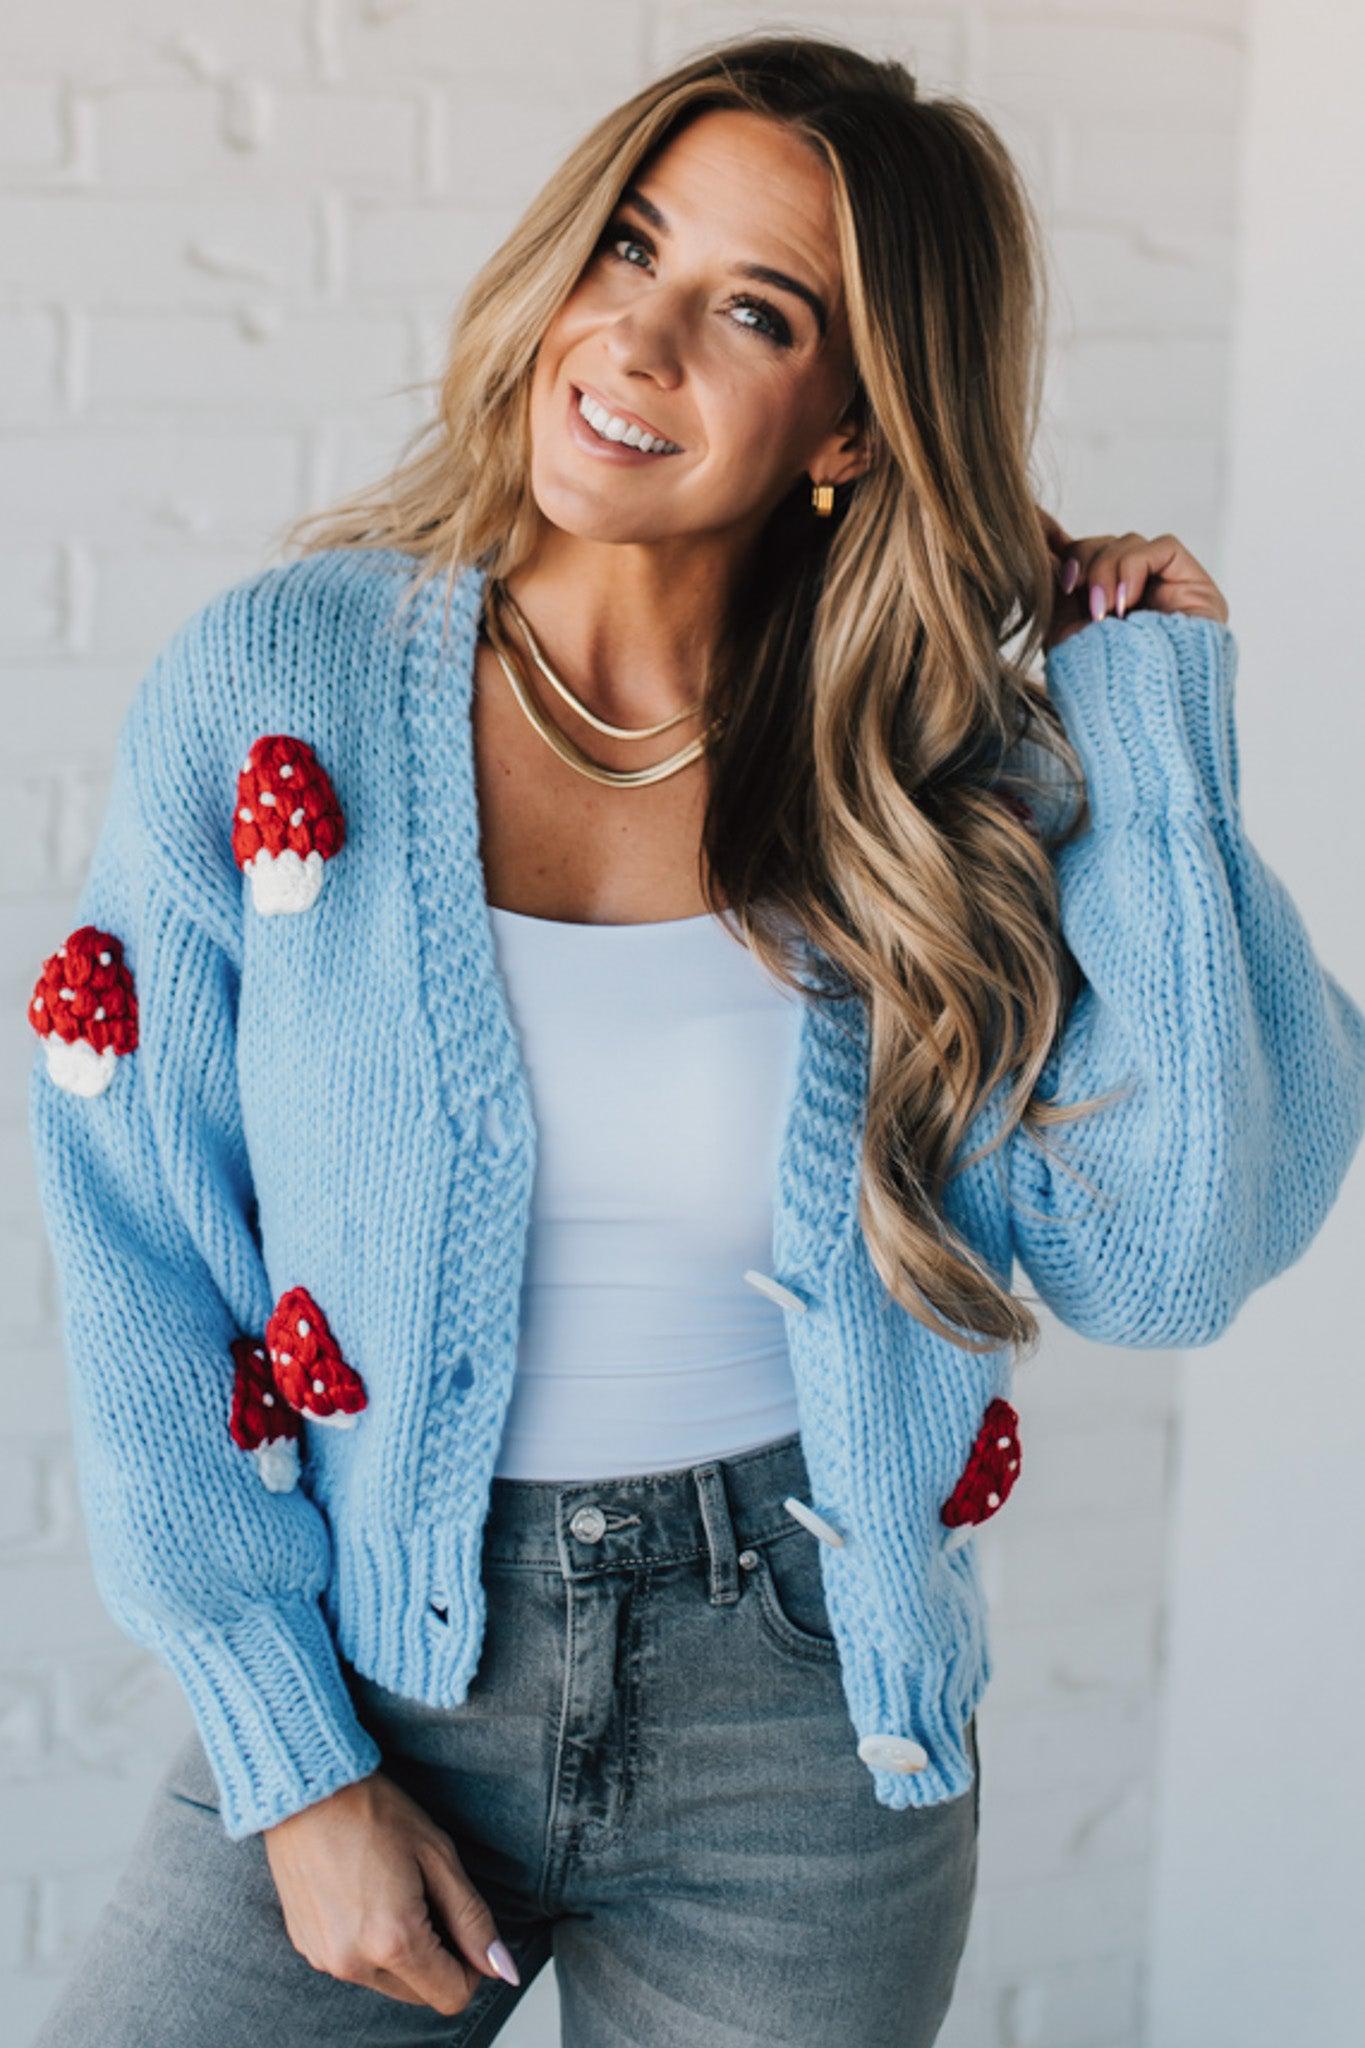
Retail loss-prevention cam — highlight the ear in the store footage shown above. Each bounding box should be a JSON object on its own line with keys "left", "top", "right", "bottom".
{"left": 830, "top": 437, "right": 875, "bottom": 487}
{"left": 808, "top": 395, "right": 875, "bottom": 490}
{"left": 807, "top": 446, "right": 874, "bottom": 493}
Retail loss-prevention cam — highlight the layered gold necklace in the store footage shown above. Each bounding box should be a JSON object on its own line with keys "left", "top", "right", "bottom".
{"left": 481, "top": 577, "right": 724, "bottom": 789}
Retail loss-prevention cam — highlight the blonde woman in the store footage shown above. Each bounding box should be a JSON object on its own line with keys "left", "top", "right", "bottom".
{"left": 26, "top": 32, "right": 1363, "bottom": 2048}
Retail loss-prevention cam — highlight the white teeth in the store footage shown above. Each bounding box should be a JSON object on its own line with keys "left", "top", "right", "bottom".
{"left": 577, "top": 390, "right": 679, "bottom": 454}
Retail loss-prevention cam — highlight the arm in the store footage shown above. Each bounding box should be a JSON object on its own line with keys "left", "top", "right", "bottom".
{"left": 1006, "top": 609, "right": 1365, "bottom": 1346}
{"left": 26, "top": 620, "right": 382, "bottom": 1840}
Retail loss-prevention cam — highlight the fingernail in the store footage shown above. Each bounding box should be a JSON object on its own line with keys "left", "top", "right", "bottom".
{"left": 1115, "top": 580, "right": 1127, "bottom": 618}
{"left": 1089, "top": 582, "right": 1106, "bottom": 621}
{"left": 1061, "top": 557, "right": 1079, "bottom": 594}
{"left": 487, "top": 1938, "right": 521, "bottom": 1986}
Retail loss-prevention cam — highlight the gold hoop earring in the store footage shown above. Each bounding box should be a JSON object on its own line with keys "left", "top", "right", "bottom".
{"left": 811, "top": 481, "right": 835, "bottom": 517}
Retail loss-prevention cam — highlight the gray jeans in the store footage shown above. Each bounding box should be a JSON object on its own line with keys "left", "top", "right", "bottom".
{"left": 33, "top": 1430, "right": 979, "bottom": 2046}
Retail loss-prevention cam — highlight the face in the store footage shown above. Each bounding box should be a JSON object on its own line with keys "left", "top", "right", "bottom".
{"left": 525, "top": 108, "right": 869, "bottom": 555}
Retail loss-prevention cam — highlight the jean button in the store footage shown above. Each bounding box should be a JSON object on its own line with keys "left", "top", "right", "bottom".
{"left": 569, "top": 1504, "right": 607, "bottom": 1543}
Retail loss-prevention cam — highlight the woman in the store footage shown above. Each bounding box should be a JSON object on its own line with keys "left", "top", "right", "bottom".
{"left": 25, "top": 32, "right": 1364, "bottom": 2048}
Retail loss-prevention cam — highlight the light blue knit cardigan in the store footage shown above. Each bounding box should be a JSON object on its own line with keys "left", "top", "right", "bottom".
{"left": 26, "top": 547, "right": 1365, "bottom": 1839}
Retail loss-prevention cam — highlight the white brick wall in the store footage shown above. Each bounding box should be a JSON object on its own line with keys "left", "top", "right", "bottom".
{"left": 2, "top": 5, "right": 1247, "bottom": 2042}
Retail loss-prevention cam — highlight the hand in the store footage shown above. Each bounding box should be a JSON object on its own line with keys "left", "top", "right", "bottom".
{"left": 1037, "top": 509, "right": 1230, "bottom": 654}
{"left": 262, "top": 1767, "right": 518, "bottom": 2016}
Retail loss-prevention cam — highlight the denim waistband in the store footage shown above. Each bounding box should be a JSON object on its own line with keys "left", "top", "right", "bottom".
{"left": 480, "top": 1428, "right": 814, "bottom": 1603}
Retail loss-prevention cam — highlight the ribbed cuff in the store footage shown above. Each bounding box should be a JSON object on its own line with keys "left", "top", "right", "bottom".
{"left": 153, "top": 1596, "right": 384, "bottom": 1841}
{"left": 846, "top": 1626, "right": 990, "bottom": 1811}
{"left": 1043, "top": 610, "right": 1241, "bottom": 827}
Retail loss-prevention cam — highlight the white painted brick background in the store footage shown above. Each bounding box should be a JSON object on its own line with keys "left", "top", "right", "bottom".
{"left": 2, "top": 5, "right": 1246, "bottom": 2043}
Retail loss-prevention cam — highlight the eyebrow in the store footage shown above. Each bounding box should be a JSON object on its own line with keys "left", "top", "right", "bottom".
{"left": 617, "top": 183, "right": 830, "bottom": 341}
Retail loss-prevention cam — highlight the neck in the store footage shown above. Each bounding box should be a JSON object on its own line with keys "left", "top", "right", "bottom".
{"left": 498, "top": 532, "right": 741, "bottom": 725}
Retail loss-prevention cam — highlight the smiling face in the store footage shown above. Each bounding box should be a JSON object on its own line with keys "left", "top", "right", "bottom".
{"left": 526, "top": 107, "right": 870, "bottom": 553}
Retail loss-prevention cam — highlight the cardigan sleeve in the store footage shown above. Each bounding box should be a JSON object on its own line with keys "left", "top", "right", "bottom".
{"left": 1005, "top": 609, "right": 1365, "bottom": 1347}
{"left": 25, "top": 637, "right": 382, "bottom": 1840}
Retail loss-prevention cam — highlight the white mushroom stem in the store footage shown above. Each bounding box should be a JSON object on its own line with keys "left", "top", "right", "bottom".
{"left": 244, "top": 847, "right": 326, "bottom": 916}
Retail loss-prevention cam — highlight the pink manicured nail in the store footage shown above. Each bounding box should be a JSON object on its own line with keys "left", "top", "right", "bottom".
{"left": 1089, "top": 582, "right": 1106, "bottom": 621}
{"left": 487, "top": 1939, "right": 521, "bottom": 1986}
{"left": 1061, "top": 557, "right": 1080, "bottom": 594}
{"left": 1115, "top": 580, "right": 1128, "bottom": 617}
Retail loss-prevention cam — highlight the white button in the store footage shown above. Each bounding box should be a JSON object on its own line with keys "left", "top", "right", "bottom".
{"left": 783, "top": 1495, "right": 845, "bottom": 1548}
{"left": 857, "top": 1732, "right": 929, "bottom": 1774}
{"left": 569, "top": 1504, "right": 606, "bottom": 1543}
{"left": 742, "top": 1269, "right": 807, "bottom": 1314}
{"left": 943, "top": 1523, "right": 974, "bottom": 1554}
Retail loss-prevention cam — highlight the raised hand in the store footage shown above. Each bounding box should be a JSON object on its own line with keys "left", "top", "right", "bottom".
{"left": 1036, "top": 508, "right": 1230, "bottom": 653}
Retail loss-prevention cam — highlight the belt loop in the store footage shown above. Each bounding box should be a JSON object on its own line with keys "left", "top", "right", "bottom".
{"left": 691, "top": 1463, "right": 740, "bottom": 1605}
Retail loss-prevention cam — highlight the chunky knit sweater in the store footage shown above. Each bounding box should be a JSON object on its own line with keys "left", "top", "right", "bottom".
{"left": 26, "top": 547, "right": 1365, "bottom": 1840}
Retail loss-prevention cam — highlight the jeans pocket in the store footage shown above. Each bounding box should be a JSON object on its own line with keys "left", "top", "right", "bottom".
{"left": 748, "top": 1527, "right": 840, "bottom": 1662}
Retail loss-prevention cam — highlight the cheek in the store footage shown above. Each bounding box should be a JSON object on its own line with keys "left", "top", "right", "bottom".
{"left": 526, "top": 343, "right": 559, "bottom": 417}
{"left": 535, "top": 295, "right": 584, "bottom": 365}
{"left": 702, "top": 377, "right": 805, "bottom": 471}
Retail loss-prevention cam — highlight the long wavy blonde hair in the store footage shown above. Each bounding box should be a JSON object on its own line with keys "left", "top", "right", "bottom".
{"left": 278, "top": 30, "right": 1123, "bottom": 1361}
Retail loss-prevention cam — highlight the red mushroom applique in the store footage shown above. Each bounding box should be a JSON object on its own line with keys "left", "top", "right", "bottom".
{"left": 28, "top": 925, "right": 138, "bottom": 1098}
{"left": 232, "top": 735, "right": 345, "bottom": 916}
{"left": 228, "top": 1335, "right": 303, "bottom": 1493}
{"left": 265, "top": 1286, "right": 367, "bottom": 1429}
{"left": 940, "top": 1397, "right": 1022, "bottom": 1553}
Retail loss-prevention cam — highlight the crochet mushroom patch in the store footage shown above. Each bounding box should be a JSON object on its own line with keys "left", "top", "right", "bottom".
{"left": 940, "top": 1397, "right": 1022, "bottom": 1552}
{"left": 228, "top": 1335, "right": 304, "bottom": 1493}
{"left": 264, "top": 1285, "right": 367, "bottom": 1429}
{"left": 27, "top": 925, "right": 138, "bottom": 1097}
{"left": 233, "top": 736, "right": 345, "bottom": 915}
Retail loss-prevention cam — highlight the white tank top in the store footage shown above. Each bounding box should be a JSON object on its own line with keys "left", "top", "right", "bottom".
{"left": 486, "top": 903, "right": 805, "bottom": 1480}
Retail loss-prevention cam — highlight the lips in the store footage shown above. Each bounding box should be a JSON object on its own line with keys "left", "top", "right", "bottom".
{"left": 571, "top": 382, "right": 680, "bottom": 450}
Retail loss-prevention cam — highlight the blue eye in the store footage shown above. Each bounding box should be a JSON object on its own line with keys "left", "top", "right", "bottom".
{"left": 595, "top": 220, "right": 793, "bottom": 350}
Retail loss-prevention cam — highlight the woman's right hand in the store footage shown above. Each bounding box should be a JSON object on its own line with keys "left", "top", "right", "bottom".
{"left": 262, "top": 1767, "right": 520, "bottom": 2016}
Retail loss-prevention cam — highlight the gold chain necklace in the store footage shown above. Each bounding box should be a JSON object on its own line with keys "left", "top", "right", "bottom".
{"left": 482, "top": 579, "right": 724, "bottom": 790}
{"left": 496, "top": 582, "right": 703, "bottom": 739}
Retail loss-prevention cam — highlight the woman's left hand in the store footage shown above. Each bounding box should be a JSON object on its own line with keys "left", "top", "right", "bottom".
{"left": 1037, "top": 510, "right": 1230, "bottom": 654}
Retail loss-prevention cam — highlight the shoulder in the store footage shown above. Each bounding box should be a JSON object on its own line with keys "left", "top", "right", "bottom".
{"left": 116, "top": 548, "right": 464, "bottom": 943}
{"left": 142, "top": 548, "right": 435, "bottom": 726}
{"left": 124, "top": 545, "right": 478, "bottom": 786}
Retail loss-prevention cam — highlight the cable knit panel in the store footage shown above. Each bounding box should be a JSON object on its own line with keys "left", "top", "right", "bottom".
{"left": 24, "top": 548, "right": 1365, "bottom": 1836}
